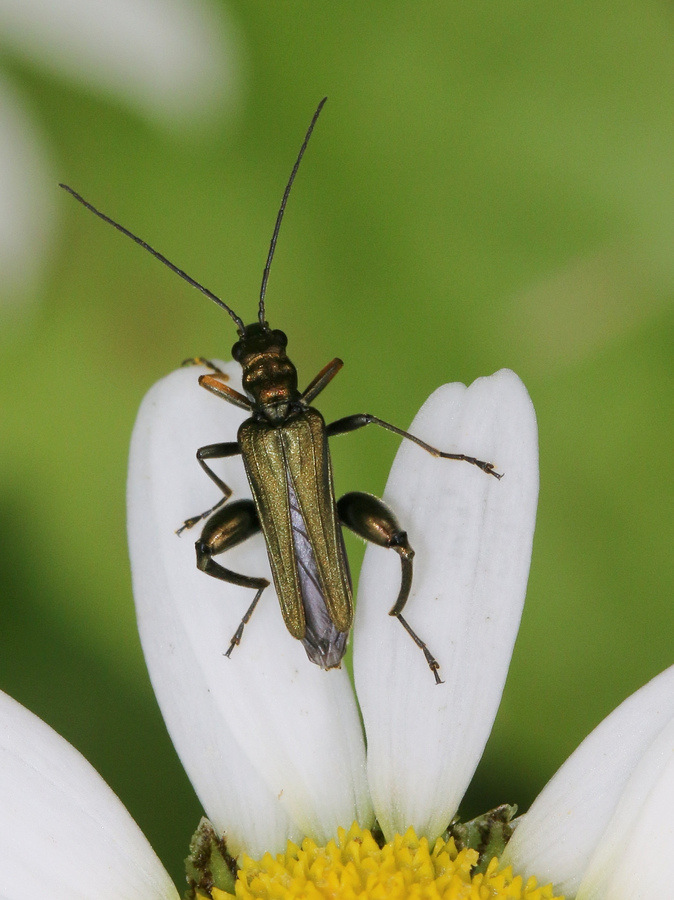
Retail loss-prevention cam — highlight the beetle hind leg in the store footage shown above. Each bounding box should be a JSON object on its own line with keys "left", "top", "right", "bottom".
{"left": 337, "top": 491, "right": 443, "bottom": 684}
{"left": 196, "top": 498, "right": 270, "bottom": 657}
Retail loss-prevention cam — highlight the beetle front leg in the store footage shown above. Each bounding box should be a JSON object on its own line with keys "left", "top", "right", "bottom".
{"left": 181, "top": 356, "right": 226, "bottom": 374}
{"left": 300, "top": 357, "right": 343, "bottom": 404}
{"left": 176, "top": 440, "right": 242, "bottom": 534}
{"left": 337, "top": 491, "right": 443, "bottom": 685}
{"left": 196, "top": 498, "right": 270, "bottom": 657}
{"left": 327, "top": 414, "right": 502, "bottom": 478}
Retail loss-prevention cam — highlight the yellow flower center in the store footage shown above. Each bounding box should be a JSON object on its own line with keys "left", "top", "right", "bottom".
{"left": 208, "top": 822, "right": 563, "bottom": 900}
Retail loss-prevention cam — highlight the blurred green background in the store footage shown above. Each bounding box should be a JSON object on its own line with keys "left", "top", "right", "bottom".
{"left": 1, "top": 1, "right": 673, "bottom": 887}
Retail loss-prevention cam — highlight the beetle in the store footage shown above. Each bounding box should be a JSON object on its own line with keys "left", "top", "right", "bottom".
{"left": 60, "top": 97, "right": 501, "bottom": 683}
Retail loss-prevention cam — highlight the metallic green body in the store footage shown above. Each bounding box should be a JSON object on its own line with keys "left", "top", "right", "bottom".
{"left": 238, "top": 407, "right": 353, "bottom": 639}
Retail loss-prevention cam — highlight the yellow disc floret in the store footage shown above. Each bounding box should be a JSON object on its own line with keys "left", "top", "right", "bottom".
{"left": 208, "top": 822, "right": 563, "bottom": 900}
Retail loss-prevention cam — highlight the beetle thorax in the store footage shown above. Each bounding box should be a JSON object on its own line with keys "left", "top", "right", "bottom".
{"left": 232, "top": 324, "right": 300, "bottom": 421}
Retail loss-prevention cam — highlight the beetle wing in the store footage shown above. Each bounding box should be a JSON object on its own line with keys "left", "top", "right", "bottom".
{"left": 238, "top": 409, "right": 353, "bottom": 642}
{"left": 238, "top": 418, "right": 304, "bottom": 638}
{"left": 281, "top": 408, "right": 353, "bottom": 633}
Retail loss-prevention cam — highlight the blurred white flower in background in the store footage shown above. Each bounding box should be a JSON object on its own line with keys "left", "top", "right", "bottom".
{"left": 0, "top": 80, "right": 51, "bottom": 302}
{"left": 0, "top": 0, "right": 244, "bottom": 311}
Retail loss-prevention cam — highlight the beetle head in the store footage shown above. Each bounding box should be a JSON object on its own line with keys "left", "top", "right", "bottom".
{"left": 233, "top": 323, "right": 299, "bottom": 420}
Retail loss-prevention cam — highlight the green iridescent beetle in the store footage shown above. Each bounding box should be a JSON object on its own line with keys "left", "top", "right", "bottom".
{"left": 61, "top": 98, "right": 500, "bottom": 682}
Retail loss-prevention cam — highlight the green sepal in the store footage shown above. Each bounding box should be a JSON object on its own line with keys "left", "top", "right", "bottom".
{"left": 446, "top": 803, "right": 518, "bottom": 874}
{"left": 184, "top": 817, "right": 237, "bottom": 899}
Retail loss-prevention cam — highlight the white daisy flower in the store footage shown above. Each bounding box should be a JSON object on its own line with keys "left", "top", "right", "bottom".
{"left": 2, "top": 663, "right": 671, "bottom": 900}
{"left": 0, "top": 0, "right": 241, "bottom": 309}
{"left": 6, "top": 358, "right": 671, "bottom": 897}
{"left": 126, "top": 362, "right": 549, "bottom": 895}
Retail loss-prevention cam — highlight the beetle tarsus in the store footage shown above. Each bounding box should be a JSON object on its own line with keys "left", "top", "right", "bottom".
{"left": 225, "top": 586, "right": 266, "bottom": 658}
{"left": 395, "top": 613, "right": 444, "bottom": 684}
{"left": 176, "top": 497, "right": 227, "bottom": 535}
{"left": 181, "top": 356, "right": 227, "bottom": 375}
{"left": 439, "top": 452, "right": 502, "bottom": 479}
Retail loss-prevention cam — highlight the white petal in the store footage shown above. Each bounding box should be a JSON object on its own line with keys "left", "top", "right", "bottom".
{"left": 576, "top": 715, "right": 674, "bottom": 900}
{"left": 0, "top": 690, "right": 177, "bottom": 900}
{"left": 0, "top": 78, "right": 54, "bottom": 309}
{"left": 354, "top": 369, "right": 538, "bottom": 841}
{"left": 128, "top": 365, "right": 372, "bottom": 859}
{"left": 503, "top": 664, "right": 674, "bottom": 898}
{"left": 0, "top": 0, "right": 243, "bottom": 128}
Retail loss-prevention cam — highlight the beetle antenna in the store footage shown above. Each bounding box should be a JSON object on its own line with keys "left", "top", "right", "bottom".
{"left": 258, "top": 96, "right": 327, "bottom": 328}
{"left": 59, "top": 183, "right": 246, "bottom": 335}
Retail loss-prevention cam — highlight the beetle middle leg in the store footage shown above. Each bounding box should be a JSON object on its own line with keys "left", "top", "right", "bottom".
{"left": 327, "top": 414, "right": 502, "bottom": 478}
{"left": 176, "top": 440, "right": 242, "bottom": 534}
{"left": 337, "top": 491, "right": 443, "bottom": 685}
{"left": 196, "top": 498, "right": 270, "bottom": 657}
